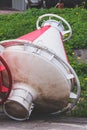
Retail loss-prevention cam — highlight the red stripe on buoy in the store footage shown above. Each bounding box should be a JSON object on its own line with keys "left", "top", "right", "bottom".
{"left": 18, "top": 25, "right": 51, "bottom": 42}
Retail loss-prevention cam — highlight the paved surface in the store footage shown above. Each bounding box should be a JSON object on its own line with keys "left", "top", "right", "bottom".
{"left": 0, "top": 112, "right": 87, "bottom": 130}
{"left": 0, "top": 10, "right": 22, "bottom": 14}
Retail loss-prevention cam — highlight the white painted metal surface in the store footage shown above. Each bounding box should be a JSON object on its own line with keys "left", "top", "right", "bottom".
{"left": 0, "top": 14, "right": 80, "bottom": 121}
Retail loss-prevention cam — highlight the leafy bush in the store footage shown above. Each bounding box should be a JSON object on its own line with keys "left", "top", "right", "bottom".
{"left": 0, "top": 7, "right": 87, "bottom": 117}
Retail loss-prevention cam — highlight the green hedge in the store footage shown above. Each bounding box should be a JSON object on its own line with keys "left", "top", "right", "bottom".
{"left": 0, "top": 8, "right": 87, "bottom": 49}
{"left": 0, "top": 7, "right": 87, "bottom": 117}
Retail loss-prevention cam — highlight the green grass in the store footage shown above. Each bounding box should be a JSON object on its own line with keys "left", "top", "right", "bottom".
{"left": 0, "top": 7, "right": 87, "bottom": 117}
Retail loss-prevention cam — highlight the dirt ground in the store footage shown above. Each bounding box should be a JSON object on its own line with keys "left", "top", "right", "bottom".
{"left": 74, "top": 49, "right": 87, "bottom": 63}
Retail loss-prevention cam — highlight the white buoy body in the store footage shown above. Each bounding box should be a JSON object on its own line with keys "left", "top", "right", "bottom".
{"left": 0, "top": 14, "right": 80, "bottom": 121}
